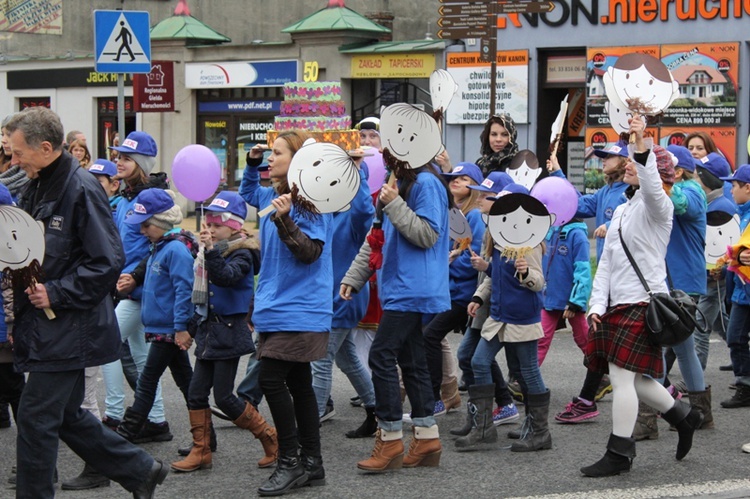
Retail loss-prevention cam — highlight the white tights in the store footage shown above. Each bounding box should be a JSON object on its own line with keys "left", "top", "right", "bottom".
{"left": 608, "top": 363, "right": 676, "bottom": 438}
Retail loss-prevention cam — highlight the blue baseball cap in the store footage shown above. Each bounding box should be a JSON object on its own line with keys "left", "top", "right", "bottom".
{"left": 124, "top": 189, "right": 175, "bottom": 225}
{"left": 593, "top": 141, "right": 629, "bottom": 159}
{"left": 667, "top": 145, "right": 699, "bottom": 173}
{"left": 468, "top": 171, "right": 514, "bottom": 194}
{"left": 443, "top": 162, "right": 484, "bottom": 186}
{"left": 205, "top": 191, "right": 248, "bottom": 220}
{"left": 699, "top": 153, "right": 732, "bottom": 180}
{"left": 488, "top": 182, "right": 529, "bottom": 201}
{"left": 0, "top": 183, "right": 12, "bottom": 205}
{"left": 88, "top": 159, "right": 118, "bottom": 177}
{"left": 109, "top": 131, "right": 158, "bottom": 157}
{"left": 720, "top": 164, "right": 750, "bottom": 184}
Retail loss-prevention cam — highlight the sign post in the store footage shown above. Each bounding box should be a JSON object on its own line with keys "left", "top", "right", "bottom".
{"left": 438, "top": 1, "right": 555, "bottom": 117}
{"left": 94, "top": 10, "right": 152, "bottom": 146}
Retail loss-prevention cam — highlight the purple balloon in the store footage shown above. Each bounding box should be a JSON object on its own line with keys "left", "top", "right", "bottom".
{"left": 364, "top": 149, "right": 387, "bottom": 195}
{"left": 530, "top": 176, "right": 578, "bottom": 227}
{"left": 172, "top": 145, "right": 221, "bottom": 202}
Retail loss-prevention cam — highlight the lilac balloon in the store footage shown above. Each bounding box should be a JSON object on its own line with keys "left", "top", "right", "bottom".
{"left": 364, "top": 149, "right": 387, "bottom": 194}
{"left": 172, "top": 144, "right": 221, "bottom": 202}
{"left": 530, "top": 176, "right": 578, "bottom": 227}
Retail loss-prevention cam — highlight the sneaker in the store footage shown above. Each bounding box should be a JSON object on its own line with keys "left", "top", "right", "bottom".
{"left": 507, "top": 381, "right": 524, "bottom": 403}
{"left": 671, "top": 380, "right": 688, "bottom": 397}
{"left": 349, "top": 396, "right": 363, "bottom": 407}
{"left": 742, "top": 442, "right": 750, "bottom": 453}
{"left": 433, "top": 400, "right": 446, "bottom": 417}
{"left": 133, "top": 421, "right": 173, "bottom": 443}
{"left": 493, "top": 403, "right": 520, "bottom": 426}
{"left": 102, "top": 415, "right": 121, "bottom": 431}
{"left": 555, "top": 397, "right": 599, "bottom": 423}
{"left": 667, "top": 385, "right": 684, "bottom": 401}
{"left": 594, "top": 375, "right": 613, "bottom": 401}
{"left": 320, "top": 403, "right": 336, "bottom": 423}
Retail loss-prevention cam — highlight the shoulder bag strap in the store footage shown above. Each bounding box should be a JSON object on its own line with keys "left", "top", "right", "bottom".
{"left": 618, "top": 226, "right": 652, "bottom": 296}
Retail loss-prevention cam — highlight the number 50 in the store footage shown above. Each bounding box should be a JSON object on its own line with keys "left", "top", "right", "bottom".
{"left": 303, "top": 61, "right": 319, "bottom": 82}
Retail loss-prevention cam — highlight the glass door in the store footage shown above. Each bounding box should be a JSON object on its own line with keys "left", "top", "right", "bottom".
{"left": 199, "top": 117, "right": 231, "bottom": 187}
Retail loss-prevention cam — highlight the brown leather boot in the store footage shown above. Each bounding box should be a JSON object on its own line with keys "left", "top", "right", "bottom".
{"left": 233, "top": 402, "right": 278, "bottom": 468}
{"left": 632, "top": 401, "right": 659, "bottom": 441}
{"left": 441, "top": 379, "right": 462, "bottom": 413}
{"left": 688, "top": 386, "right": 714, "bottom": 429}
{"left": 357, "top": 428, "right": 404, "bottom": 472}
{"left": 170, "top": 409, "right": 212, "bottom": 472}
{"left": 403, "top": 425, "right": 441, "bottom": 467}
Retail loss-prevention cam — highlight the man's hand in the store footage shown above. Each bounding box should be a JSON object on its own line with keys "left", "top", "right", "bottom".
{"left": 26, "top": 283, "right": 50, "bottom": 309}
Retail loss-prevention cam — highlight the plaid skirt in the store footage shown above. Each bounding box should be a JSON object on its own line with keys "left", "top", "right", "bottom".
{"left": 585, "top": 303, "right": 664, "bottom": 379}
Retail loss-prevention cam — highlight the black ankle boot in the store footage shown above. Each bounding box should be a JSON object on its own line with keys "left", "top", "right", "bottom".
{"left": 300, "top": 454, "right": 325, "bottom": 487}
{"left": 258, "top": 455, "right": 307, "bottom": 496}
{"left": 345, "top": 407, "right": 377, "bottom": 438}
{"left": 178, "top": 422, "right": 217, "bottom": 455}
{"left": 662, "top": 399, "right": 703, "bottom": 460}
{"left": 116, "top": 407, "right": 148, "bottom": 442}
{"left": 581, "top": 433, "right": 636, "bottom": 477}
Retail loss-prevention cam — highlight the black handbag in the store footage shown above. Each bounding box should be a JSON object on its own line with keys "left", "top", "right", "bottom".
{"left": 618, "top": 228, "right": 706, "bottom": 347}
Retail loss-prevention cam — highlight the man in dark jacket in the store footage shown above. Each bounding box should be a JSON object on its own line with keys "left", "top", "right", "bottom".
{"left": 6, "top": 107, "right": 168, "bottom": 498}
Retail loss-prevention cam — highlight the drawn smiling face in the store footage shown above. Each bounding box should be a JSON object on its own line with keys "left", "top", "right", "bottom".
{"left": 430, "top": 69, "right": 458, "bottom": 112}
{"left": 286, "top": 141, "right": 360, "bottom": 213}
{"left": 0, "top": 206, "right": 45, "bottom": 270}
{"left": 449, "top": 207, "right": 471, "bottom": 241}
{"left": 705, "top": 212, "right": 741, "bottom": 265}
{"left": 508, "top": 161, "right": 543, "bottom": 190}
{"left": 608, "top": 64, "right": 677, "bottom": 113}
{"left": 487, "top": 193, "right": 551, "bottom": 251}
{"left": 380, "top": 103, "right": 443, "bottom": 169}
{"left": 604, "top": 99, "right": 633, "bottom": 135}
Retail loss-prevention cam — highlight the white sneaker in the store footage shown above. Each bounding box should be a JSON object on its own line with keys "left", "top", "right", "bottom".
{"left": 742, "top": 442, "right": 750, "bottom": 453}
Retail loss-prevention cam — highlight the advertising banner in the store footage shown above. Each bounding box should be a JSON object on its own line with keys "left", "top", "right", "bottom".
{"left": 0, "top": 0, "right": 61, "bottom": 34}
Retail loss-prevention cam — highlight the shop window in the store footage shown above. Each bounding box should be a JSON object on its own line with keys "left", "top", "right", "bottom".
{"left": 19, "top": 97, "right": 51, "bottom": 109}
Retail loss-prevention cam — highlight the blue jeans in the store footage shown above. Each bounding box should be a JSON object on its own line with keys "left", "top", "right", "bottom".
{"left": 312, "top": 327, "right": 376, "bottom": 416}
{"left": 132, "top": 342, "right": 193, "bottom": 416}
{"left": 369, "top": 311, "right": 436, "bottom": 431}
{"left": 17, "top": 370, "right": 153, "bottom": 497}
{"left": 457, "top": 327, "right": 512, "bottom": 406}
{"left": 727, "top": 303, "right": 750, "bottom": 387}
{"left": 664, "top": 334, "right": 705, "bottom": 391}
{"left": 237, "top": 353, "right": 263, "bottom": 408}
{"left": 189, "top": 358, "right": 246, "bottom": 420}
{"left": 101, "top": 299, "right": 166, "bottom": 422}
{"left": 472, "top": 336, "right": 546, "bottom": 395}
{"left": 695, "top": 280, "right": 729, "bottom": 369}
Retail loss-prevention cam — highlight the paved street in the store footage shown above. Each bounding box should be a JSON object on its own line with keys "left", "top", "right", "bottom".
{"left": 2, "top": 330, "right": 750, "bottom": 498}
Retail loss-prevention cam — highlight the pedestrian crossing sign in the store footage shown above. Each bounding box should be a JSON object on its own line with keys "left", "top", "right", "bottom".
{"left": 94, "top": 10, "right": 151, "bottom": 74}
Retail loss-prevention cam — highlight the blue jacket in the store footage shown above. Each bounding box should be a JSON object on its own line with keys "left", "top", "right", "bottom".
{"left": 542, "top": 222, "right": 592, "bottom": 312}
{"left": 240, "top": 163, "right": 334, "bottom": 334}
{"left": 449, "top": 208, "right": 484, "bottom": 307}
{"left": 378, "top": 171, "right": 451, "bottom": 314}
{"left": 731, "top": 201, "right": 750, "bottom": 305}
{"left": 194, "top": 238, "right": 256, "bottom": 360}
{"left": 332, "top": 170, "right": 375, "bottom": 329}
{"left": 489, "top": 246, "right": 543, "bottom": 325}
{"left": 14, "top": 151, "right": 124, "bottom": 372}
{"left": 666, "top": 180, "right": 707, "bottom": 295}
{"left": 141, "top": 230, "right": 195, "bottom": 335}
{"left": 551, "top": 170, "right": 628, "bottom": 261}
{"left": 0, "top": 278, "right": 6, "bottom": 344}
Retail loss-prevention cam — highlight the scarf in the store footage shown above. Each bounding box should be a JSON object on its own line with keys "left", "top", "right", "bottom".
{"left": 0, "top": 165, "right": 30, "bottom": 196}
{"left": 192, "top": 237, "right": 245, "bottom": 305}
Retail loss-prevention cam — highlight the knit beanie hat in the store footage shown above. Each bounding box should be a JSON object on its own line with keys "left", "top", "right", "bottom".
{"left": 128, "top": 153, "right": 157, "bottom": 175}
{"left": 205, "top": 212, "right": 243, "bottom": 231}
{"left": 653, "top": 145, "right": 675, "bottom": 186}
{"left": 147, "top": 190, "right": 183, "bottom": 230}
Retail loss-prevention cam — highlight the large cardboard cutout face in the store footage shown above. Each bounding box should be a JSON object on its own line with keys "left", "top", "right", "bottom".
{"left": 380, "top": 103, "right": 443, "bottom": 169}
{"left": 0, "top": 206, "right": 45, "bottom": 270}
{"left": 449, "top": 207, "right": 471, "bottom": 242}
{"left": 507, "top": 150, "right": 543, "bottom": 190}
{"left": 604, "top": 99, "right": 633, "bottom": 135}
{"left": 603, "top": 53, "right": 678, "bottom": 115}
{"left": 488, "top": 193, "right": 554, "bottom": 258}
{"left": 430, "top": 69, "right": 459, "bottom": 112}
{"left": 287, "top": 141, "right": 361, "bottom": 213}
{"left": 705, "top": 211, "right": 741, "bottom": 267}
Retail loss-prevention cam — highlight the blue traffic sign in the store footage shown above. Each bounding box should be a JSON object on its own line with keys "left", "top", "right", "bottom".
{"left": 94, "top": 10, "right": 151, "bottom": 74}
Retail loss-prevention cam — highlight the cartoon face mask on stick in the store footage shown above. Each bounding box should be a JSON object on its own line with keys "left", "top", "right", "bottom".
{"left": 705, "top": 211, "right": 741, "bottom": 268}
{"left": 603, "top": 53, "right": 679, "bottom": 116}
{"left": 380, "top": 103, "right": 443, "bottom": 170}
{"left": 286, "top": 141, "right": 361, "bottom": 214}
{"left": 487, "top": 193, "right": 555, "bottom": 260}
{"left": 430, "top": 69, "right": 459, "bottom": 113}
{"left": 507, "top": 150, "right": 543, "bottom": 191}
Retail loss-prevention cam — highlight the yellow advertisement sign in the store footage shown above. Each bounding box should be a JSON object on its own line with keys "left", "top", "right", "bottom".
{"left": 351, "top": 54, "right": 435, "bottom": 79}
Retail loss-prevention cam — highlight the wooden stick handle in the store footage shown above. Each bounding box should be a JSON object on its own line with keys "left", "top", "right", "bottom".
{"left": 387, "top": 171, "right": 396, "bottom": 188}
{"left": 257, "top": 205, "right": 276, "bottom": 218}
{"left": 43, "top": 307, "right": 56, "bottom": 320}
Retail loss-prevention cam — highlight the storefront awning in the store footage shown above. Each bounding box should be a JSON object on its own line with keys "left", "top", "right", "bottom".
{"left": 340, "top": 40, "right": 447, "bottom": 54}
{"left": 151, "top": 14, "right": 231, "bottom": 45}
{"left": 283, "top": 6, "right": 391, "bottom": 35}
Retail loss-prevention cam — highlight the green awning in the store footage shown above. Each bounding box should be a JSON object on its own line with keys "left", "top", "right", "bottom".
{"left": 150, "top": 15, "right": 230, "bottom": 45}
{"left": 339, "top": 40, "right": 447, "bottom": 54}
{"left": 282, "top": 6, "right": 390, "bottom": 35}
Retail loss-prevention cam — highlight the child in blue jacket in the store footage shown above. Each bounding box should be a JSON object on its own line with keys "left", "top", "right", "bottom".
{"left": 172, "top": 191, "right": 277, "bottom": 473}
{"left": 538, "top": 219, "right": 592, "bottom": 366}
{"left": 115, "top": 189, "right": 196, "bottom": 443}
